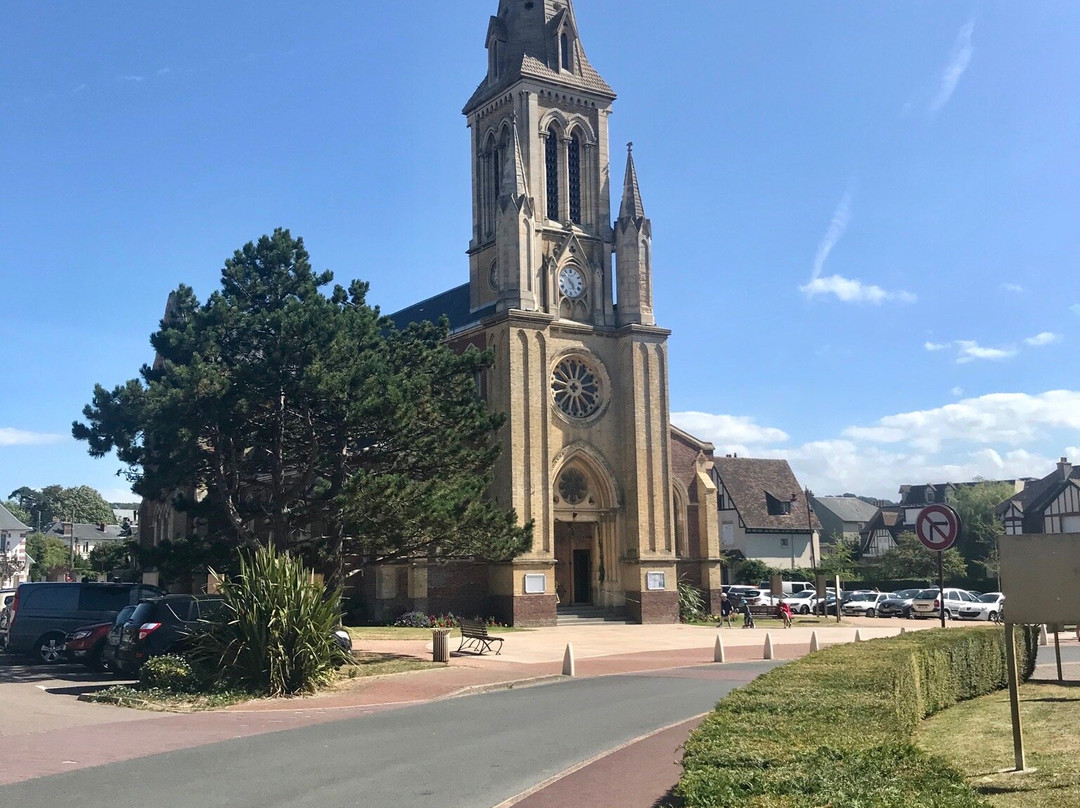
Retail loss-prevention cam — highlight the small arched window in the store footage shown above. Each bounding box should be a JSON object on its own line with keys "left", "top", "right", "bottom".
{"left": 545, "top": 126, "right": 560, "bottom": 221}
{"left": 568, "top": 132, "right": 582, "bottom": 225}
{"left": 561, "top": 33, "right": 570, "bottom": 70}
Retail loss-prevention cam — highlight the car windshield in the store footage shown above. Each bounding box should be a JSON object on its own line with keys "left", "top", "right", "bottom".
{"left": 978, "top": 593, "right": 1002, "bottom": 603}
{"left": 895, "top": 589, "right": 921, "bottom": 598}
{"left": 849, "top": 593, "right": 874, "bottom": 602}
{"left": 916, "top": 589, "right": 939, "bottom": 599}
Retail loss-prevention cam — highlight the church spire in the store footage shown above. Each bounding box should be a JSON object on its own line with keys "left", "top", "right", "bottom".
{"left": 501, "top": 114, "right": 529, "bottom": 200}
{"left": 618, "top": 142, "right": 645, "bottom": 221}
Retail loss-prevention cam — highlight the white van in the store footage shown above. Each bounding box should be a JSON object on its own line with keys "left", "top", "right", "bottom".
{"left": 759, "top": 580, "right": 814, "bottom": 596}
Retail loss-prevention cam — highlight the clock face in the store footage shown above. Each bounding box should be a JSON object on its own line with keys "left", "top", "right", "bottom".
{"left": 559, "top": 266, "right": 585, "bottom": 299}
{"left": 488, "top": 261, "right": 499, "bottom": 290}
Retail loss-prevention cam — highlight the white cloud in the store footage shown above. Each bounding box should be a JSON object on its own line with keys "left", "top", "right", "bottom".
{"left": 156, "top": 67, "right": 170, "bottom": 75}
{"left": 925, "top": 341, "right": 948, "bottom": 352}
{"left": 118, "top": 74, "right": 144, "bottom": 82}
{"left": 801, "top": 274, "right": 916, "bottom": 305}
{"left": 1071, "top": 304, "right": 1080, "bottom": 316}
{"left": 951, "top": 386, "right": 964, "bottom": 397}
{"left": 1000, "top": 283, "right": 1024, "bottom": 293}
{"left": 0, "top": 427, "right": 67, "bottom": 447}
{"left": 670, "top": 412, "right": 789, "bottom": 453}
{"left": 675, "top": 390, "right": 1079, "bottom": 499}
{"left": 930, "top": 20, "right": 975, "bottom": 113}
{"left": 842, "top": 390, "right": 1080, "bottom": 452}
{"left": 955, "top": 340, "right": 1017, "bottom": 363}
{"left": 812, "top": 189, "right": 853, "bottom": 280}
{"left": 1024, "top": 331, "right": 1061, "bottom": 347}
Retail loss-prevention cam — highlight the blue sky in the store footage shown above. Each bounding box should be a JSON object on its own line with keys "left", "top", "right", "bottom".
{"left": 1, "top": 1, "right": 1077, "bottom": 504}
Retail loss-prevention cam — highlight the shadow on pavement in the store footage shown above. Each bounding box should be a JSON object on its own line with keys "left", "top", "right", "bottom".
{"left": 0, "top": 653, "right": 131, "bottom": 686}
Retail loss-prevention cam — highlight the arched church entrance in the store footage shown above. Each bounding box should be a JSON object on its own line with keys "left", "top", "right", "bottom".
{"left": 552, "top": 453, "right": 619, "bottom": 611}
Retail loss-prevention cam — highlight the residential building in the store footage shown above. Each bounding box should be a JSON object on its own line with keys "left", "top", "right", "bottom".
{"left": 999, "top": 457, "right": 1080, "bottom": 535}
{"left": 811, "top": 495, "right": 879, "bottom": 545}
{"left": 0, "top": 502, "right": 31, "bottom": 587}
{"left": 711, "top": 456, "right": 821, "bottom": 570}
{"left": 41, "top": 521, "right": 130, "bottom": 560}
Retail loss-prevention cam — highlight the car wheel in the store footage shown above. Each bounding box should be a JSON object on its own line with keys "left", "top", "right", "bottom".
{"left": 85, "top": 643, "right": 106, "bottom": 672}
{"left": 37, "top": 632, "right": 67, "bottom": 665}
{"left": 944, "top": 609, "right": 952, "bottom": 620}
{"left": 903, "top": 608, "right": 912, "bottom": 619}
{"left": 800, "top": 606, "right": 810, "bottom": 615}
{"left": 866, "top": 608, "right": 876, "bottom": 618}
{"left": 988, "top": 611, "right": 999, "bottom": 623}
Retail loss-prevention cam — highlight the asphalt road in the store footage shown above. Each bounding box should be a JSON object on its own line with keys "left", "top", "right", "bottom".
{"left": 0, "top": 661, "right": 779, "bottom": 808}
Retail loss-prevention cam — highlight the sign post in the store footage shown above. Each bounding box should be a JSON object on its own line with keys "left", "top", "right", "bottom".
{"left": 915, "top": 504, "right": 962, "bottom": 629}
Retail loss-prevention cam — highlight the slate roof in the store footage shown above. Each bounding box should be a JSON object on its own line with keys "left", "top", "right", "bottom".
{"left": 0, "top": 502, "right": 30, "bottom": 532}
{"left": 387, "top": 284, "right": 495, "bottom": 334}
{"left": 812, "top": 496, "right": 878, "bottom": 524}
{"left": 711, "top": 457, "right": 821, "bottom": 532}
{"left": 41, "top": 521, "right": 129, "bottom": 544}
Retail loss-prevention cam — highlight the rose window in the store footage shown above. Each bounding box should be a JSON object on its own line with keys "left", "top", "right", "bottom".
{"left": 551, "top": 357, "right": 601, "bottom": 418}
{"left": 558, "top": 468, "right": 588, "bottom": 505}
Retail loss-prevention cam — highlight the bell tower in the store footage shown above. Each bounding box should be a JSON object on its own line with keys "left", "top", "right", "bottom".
{"left": 464, "top": 0, "right": 677, "bottom": 625}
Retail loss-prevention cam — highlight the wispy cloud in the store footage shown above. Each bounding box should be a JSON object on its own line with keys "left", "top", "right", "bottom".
{"left": 1000, "top": 283, "right": 1024, "bottom": 294}
{"left": 925, "top": 341, "right": 949, "bottom": 352}
{"left": 118, "top": 74, "right": 144, "bottom": 82}
{"left": 812, "top": 188, "right": 853, "bottom": 280}
{"left": 956, "top": 340, "right": 1018, "bottom": 363}
{"left": 930, "top": 20, "right": 975, "bottom": 113}
{"left": 951, "top": 386, "right": 964, "bottom": 397}
{"left": 799, "top": 186, "right": 915, "bottom": 304}
{"left": 1024, "top": 331, "right": 1061, "bottom": 347}
{"left": 156, "top": 67, "right": 171, "bottom": 76}
{"left": 1071, "top": 303, "right": 1080, "bottom": 316}
{"left": 0, "top": 427, "right": 67, "bottom": 447}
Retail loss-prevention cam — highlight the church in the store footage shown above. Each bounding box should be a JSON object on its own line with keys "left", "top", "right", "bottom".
{"left": 365, "top": 0, "right": 732, "bottom": 625}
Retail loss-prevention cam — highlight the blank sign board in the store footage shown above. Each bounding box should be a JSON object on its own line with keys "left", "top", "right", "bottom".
{"left": 998, "top": 534, "right": 1080, "bottom": 624}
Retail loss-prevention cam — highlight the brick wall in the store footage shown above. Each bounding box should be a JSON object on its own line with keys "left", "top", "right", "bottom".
{"left": 428, "top": 561, "right": 490, "bottom": 619}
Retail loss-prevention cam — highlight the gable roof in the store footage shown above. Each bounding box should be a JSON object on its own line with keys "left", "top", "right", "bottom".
{"left": 0, "top": 502, "right": 30, "bottom": 532}
{"left": 812, "top": 496, "right": 879, "bottom": 524}
{"left": 996, "top": 460, "right": 1080, "bottom": 521}
{"left": 387, "top": 284, "right": 495, "bottom": 334}
{"left": 711, "top": 456, "right": 821, "bottom": 532}
{"left": 41, "top": 521, "right": 128, "bottom": 544}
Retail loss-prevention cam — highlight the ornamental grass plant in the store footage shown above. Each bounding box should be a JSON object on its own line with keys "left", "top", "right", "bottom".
{"left": 190, "top": 545, "right": 351, "bottom": 696}
{"left": 677, "top": 626, "right": 1038, "bottom": 808}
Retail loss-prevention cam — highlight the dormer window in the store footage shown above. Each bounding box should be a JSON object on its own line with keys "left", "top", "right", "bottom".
{"left": 766, "top": 492, "right": 792, "bottom": 516}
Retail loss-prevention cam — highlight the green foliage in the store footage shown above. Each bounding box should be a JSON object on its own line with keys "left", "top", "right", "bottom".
{"left": 678, "top": 579, "right": 707, "bottom": 622}
{"left": 73, "top": 229, "right": 530, "bottom": 584}
{"left": 879, "top": 531, "right": 968, "bottom": 582}
{"left": 678, "top": 626, "right": 1038, "bottom": 808}
{"left": 394, "top": 610, "right": 432, "bottom": 628}
{"left": 139, "top": 654, "right": 197, "bottom": 693}
{"left": 0, "top": 552, "right": 26, "bottom": 585}
{"left": 2, "top": 499, "right": 32, "bottom": 526}
{"left": 733, "top": 558, "right": 772, "bottom": 585}
{"left": 949, "top": 481, "right": 1016, "bottom": 576}
{"left": 820, "top": 534, "right": 859, "bottom": 576}
{"left": 88, "top": 541, "right": 133, "bottom": 573}
{"left": 133, "top": 536, "right": 241, "bottom": 587}
{"left": 189, "top": 545, "right": 351, "bottom": 696}
{"left": 8, "top": 484, "right": 115, "bottom": 526}
{"left": 25, "top": 532, "right": 80, "bottom": 580}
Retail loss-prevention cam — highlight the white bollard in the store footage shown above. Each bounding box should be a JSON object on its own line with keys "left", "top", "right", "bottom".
{"left": 809, "top": 631, "right": 820, "bottom": 653}
{"left": 714, "top": 634, "right": 726, "bottom": 663}
{"left": 763, "top": 632, "right": 774, "bottom": 660}
{"left": 900, "top": 626, "right": 907, "bottom": 635}
{"left": 562, "top": 642, "right": 576, "bottom": 677}
{"left": 854, "top": 629, "right": 863, "bottom": 643}
{"left": 1039, "top": 625, "right": 1048, "bottom": 646}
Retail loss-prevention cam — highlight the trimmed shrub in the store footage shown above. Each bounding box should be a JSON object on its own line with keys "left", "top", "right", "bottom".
{"left": 394, "top": 611, "right": 432, "bottom": 628}
{"left": 189, "top": 545, "right": 352, "bottom": 696}
{"left": 139, "top": 654, "right": 198, "bottom": 693}
{"left": 678, "top": 626, "right": 1037, "bottom": 807}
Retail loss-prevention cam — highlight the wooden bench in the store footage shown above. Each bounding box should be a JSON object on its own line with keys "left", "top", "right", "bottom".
{"left": 456, "top": 619, "right": 504, "bottom": 655}
{"left": 748, "top": 605, "right": 776, "bottom": 617}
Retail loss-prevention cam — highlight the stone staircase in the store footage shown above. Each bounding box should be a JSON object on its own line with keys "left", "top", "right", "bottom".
{"left": 556, "top": 605, "right": 631, "bottom": 625}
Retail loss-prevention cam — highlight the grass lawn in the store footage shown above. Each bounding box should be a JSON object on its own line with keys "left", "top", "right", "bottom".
{"left": 917, "top": 681, "right": 1080, "bottom": 807}
{"left": 337, "top": 652, "right": 442, "bottom": 680}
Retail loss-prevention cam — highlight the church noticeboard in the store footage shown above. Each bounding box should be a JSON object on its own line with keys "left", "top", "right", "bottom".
{"left": 998, "top": 534, "right": 1080, "bottom": 624}
{"left": 523, "top": 574, "right": 546, "bottom": 594}
{"left": 646, "top": 571, "right": 666, "bottom": 591}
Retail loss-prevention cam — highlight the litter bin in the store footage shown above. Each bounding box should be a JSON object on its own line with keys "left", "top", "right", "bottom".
{"left": 432, "top": 628, "right": 451, "bottom": 662}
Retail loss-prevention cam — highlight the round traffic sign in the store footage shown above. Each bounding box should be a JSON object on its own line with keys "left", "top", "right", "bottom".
{"left": 915, "top": 504, "right": 962, "bottom": 551}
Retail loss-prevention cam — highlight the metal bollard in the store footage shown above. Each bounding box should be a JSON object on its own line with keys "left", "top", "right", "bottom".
{"left": 432, "top": 628, "right": 451, "bottom": 663}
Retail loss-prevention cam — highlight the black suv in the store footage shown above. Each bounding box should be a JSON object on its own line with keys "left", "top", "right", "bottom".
{"left": 115, "top": 595, "right": 223, "bottom": 673}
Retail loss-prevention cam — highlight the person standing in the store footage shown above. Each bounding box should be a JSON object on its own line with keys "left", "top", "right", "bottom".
{"left": 719, "top": 594, "right": 734, "bottom": 627}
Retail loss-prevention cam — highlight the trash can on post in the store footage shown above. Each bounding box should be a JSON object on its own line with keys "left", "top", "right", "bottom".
{"left": 432, "top": 628, "right": 451, "bottom": 663}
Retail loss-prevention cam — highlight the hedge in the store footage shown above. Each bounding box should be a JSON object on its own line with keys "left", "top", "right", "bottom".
{"left": 677, "top": 626, "right": 1038, "bottom": 808}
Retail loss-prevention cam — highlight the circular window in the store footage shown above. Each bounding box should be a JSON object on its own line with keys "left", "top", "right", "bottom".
{"left": 558, "top": 468, "right": 588, "bottom": 505}
{"left": 552, "top": 356, "right": 602, "bottom": 419}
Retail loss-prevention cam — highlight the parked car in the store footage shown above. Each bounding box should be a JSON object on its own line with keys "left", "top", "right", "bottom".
{"left": 785, "top": 590, "right": 820, "bottom": 615}
{"left": 876, "top": 588, "right": 924, "bottom": 619}
{"left": 910, "top": 588, "right": 978, "bottom": 620}
{"left": 758, "top": 580, "right": 814, "bottom": 596}
{"left": 5, "top": 582, "right": 164, "bottom": 664}
{"left": 64, "top": 621, "right": 113, "bottom": 670}
{"left": 725, "top": 586, "right": 777, "bottom": 608}
{"left": 958, "top": 592, "right": 1005, "bottom": 622}
{"left": 841, "top": 591, "right": 897, "bottom": 618}
{"left": 115, "top": 595, "right": 224, "bottom": 673}
{"left": 97, "top": 605, "right": 138, "bottom": 673}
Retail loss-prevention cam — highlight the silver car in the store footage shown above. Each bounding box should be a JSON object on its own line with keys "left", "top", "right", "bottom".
{"left": 910, "top": 588, "right": 978, "bottom": 620}
{"left": 841, "top": 591, "right": 897, "bottom": 618}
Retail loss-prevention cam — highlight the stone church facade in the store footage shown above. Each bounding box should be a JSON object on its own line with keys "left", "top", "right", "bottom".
{"left": 372, "top": 0, "right": 727, "bottom": 625}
